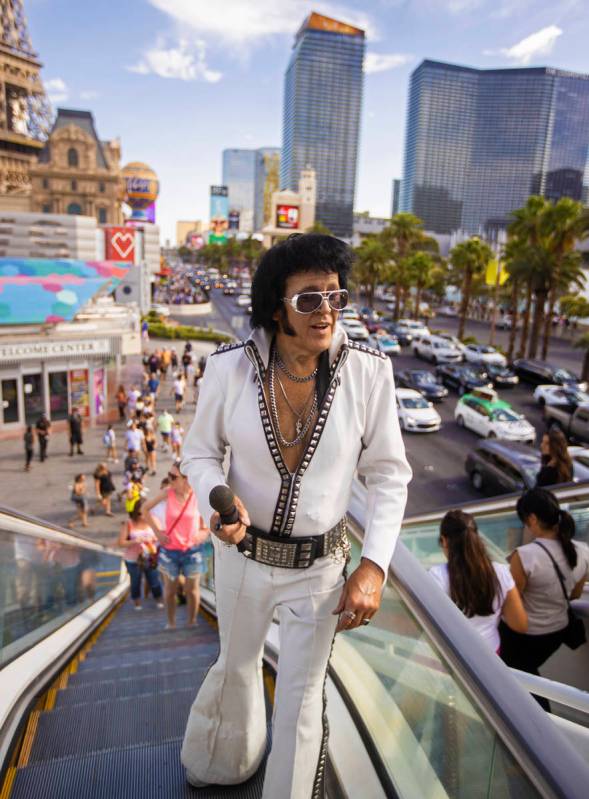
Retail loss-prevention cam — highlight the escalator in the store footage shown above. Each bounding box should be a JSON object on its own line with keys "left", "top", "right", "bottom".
{"left": 2, "top": 487, "right": 589, "bottom": 799}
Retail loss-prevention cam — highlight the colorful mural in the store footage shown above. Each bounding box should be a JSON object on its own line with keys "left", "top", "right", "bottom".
{"left": 0, "top": 259, "right": 129, "bottom": 325}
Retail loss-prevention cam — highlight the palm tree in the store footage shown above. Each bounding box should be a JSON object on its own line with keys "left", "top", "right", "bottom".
{"left": 381, "top": 213, "right": 426, "bottom": 320}
{"left": 353, "top": 236, "right": 390, "bottom": 307}
{"left": 503, "top": 237, "right": 533, "bottom": 361}
{"left": 450, "top": 237, "right": 494, "bottom": 340}
{"left": 405, "top": 251, "right": 438, "bottom": 318}
{"left": 308, "top": 221, "right": 334, "bottom": 236}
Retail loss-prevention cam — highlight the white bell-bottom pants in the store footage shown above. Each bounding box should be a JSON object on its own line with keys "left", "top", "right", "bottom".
{"left": 181, "top": 536, "right": 346, "bottom": 799}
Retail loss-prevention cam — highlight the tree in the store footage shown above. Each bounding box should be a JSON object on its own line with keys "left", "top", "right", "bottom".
{"left": 381, "top": 213, "right": 428, "bottom": 320}
{"left": 503, "top": 237, "right": 533, "bottom": 360}
{"left": 405, "top": 251, "right": 438, "bottom": 317}
{"left": 307, "top": 221, "right": 334, "bottom": 236}
{"left": 450, "top": 237, "right": 494, "bottom": 340}
{"left": 353, "top": 236, "right": 390, "bottom": 307}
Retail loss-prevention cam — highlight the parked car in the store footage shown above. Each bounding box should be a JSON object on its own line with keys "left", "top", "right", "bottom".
{"left": 236, "top": 294, "right": 251, "bottom": 307}
{"left": 367, "top": 334, "right": 400, "bottom": 357}
{"left": 396, "top": 388, "right": 441, "bottom": 433}
{"left": 484, "top": 363, "right": 519, "bottom": 388}
{"left": 412, "top": 335, "right": 462, "bottom": 365}
{"left": 544, "top": 403, "right": 589, "bottom": 445}
{"left": 513, "top": 359, "right": 587, "bottom": 390}
{"left": 496, "top": 314, "right": 520, "bottom": 330}
{"left": 437, "top": 333, "right": 466, "bottom": 353}
{"left": 379, "top": 321, "right": 413, "bottom": 346}
{"left": 465, "top": 440, "right": 540, "bottom": 493}
{"left": 436, "top": 305, "right": 458, "bottom": 317}
{"left": 436, "top": 364, "right": 493, "bottom": 395}
{"left": 341, "top": 318, "right": 369, "bottom": 341}
{"left": 534, "top": 385, "right": 589, "bottom": 408}
{"left": 567, "top": 447, "right": 589, "bottom": 482}
{"left": 397, "top": 370, "right": 448, "bottom": 402}
{"left": 463, "top": 344, "right": 507, "bottom": 367}
{"left": 340, "top": 307, "right": 361, "bottom": 321}
{"left": 359, "top": 307, "right": 383, "bottom": 333}
{"left": 455, "top": 394, "right": 536, "bottom": 444}
{"left": 396, "top": 319, "right": 431, "bottom": 339}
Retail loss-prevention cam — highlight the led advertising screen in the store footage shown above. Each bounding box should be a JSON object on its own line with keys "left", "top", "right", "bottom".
{"left": 210, "top": 186, "right": 229, "bottom": 243}
{"left": 276, "top": 204, "right": 300, "bottom": 229}
{"left": 228, "top": 210, "right": 240, "bottom": 231}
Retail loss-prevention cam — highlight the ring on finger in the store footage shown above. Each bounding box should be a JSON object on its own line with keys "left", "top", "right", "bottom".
{"left": 361, "top": 619, "right": 371, "bottom": 626}
{"left": 342, "top": 610, "right": 356, "bottom": 620}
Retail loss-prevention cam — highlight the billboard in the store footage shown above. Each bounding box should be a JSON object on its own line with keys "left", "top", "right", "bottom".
{"left": 210, "top": 185, "right": 229, "bottom": 243}
{"left": 228, "top": 210, "right": 240, "bottom": 231}
{"left": 276, "top": 204, "right": 300, "bottom": 229}
{"left": 190, "top": 234, "right": 204, "bottom": 250}
{"left": 104, "top": 227, "right": 136, "bottom": 262}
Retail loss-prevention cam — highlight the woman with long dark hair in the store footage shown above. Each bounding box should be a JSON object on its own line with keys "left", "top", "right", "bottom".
{"left": 536, "top": 429, "right": 573, "bottom": 487}
{"left": 500, "top": 488, "right": 589, "bottom": 706}
{"left": 430, "top": 510, "right": 527, "bottom": 652}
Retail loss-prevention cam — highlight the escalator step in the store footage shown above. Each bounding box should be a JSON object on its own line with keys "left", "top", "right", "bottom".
{"left": 11, "top": 737, "right": 267, "bottom": 799}
{"left": 68, "top": 654, "right": 204, "bottom": 685}
{"left": 29, "top": 687, "right": 198, "bottom": 763}
{"left": 74, "top": 640, "right": 205, "bottom": 671}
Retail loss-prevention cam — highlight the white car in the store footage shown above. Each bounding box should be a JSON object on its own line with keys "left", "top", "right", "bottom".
{"left": 368, "top": 334, "right": 400, "bottom": 356}
{"left": 463, "top": 344, "right": 507, "bottom": 367}
{"left": 341, "top": 319, "right": 369, "bottom": 341}
{"left": 236, "top": 294, "right": 251, "bottom": 307}
{"left": 396, "top": 388, "right": 441, "bottom": 433}
{"left": 150, "top": 303, "right": 170, "bottom": 318}
{"left": 413, "top": 335, "right": 462, "bottom": 365}
{"left": 437, "top": 305, "right": 458, "bottom": 317}
{"left": 533, "top": 384, "right": 589, "bottom": 407}
{"left": 567, "top": 447, "right": 589, "bottom": 482}
{"left": 454, "top": 396, "right": 536, "bottom": 444}
{"left": 340, "top": 307, "right": 361, "bottom": 321}
{"left": 437, "top": 333, "right": 466, "bottom": 353}
{"left": 395, "top": 319, "right": 431, "bottom": 338}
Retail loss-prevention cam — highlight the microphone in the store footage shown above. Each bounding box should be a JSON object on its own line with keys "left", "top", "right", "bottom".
{"left": 209, "top": 485, "right": 240, "bottom": 526}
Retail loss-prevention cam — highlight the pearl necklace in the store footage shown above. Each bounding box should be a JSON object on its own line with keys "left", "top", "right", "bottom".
{"left": 268, "top": 350, "right": 317, "bottom": 447}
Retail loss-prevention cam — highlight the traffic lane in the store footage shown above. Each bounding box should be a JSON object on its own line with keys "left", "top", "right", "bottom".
{"left": 210, "top": 290, "right": 252, "bottom": 339}
{"left": 391, "top": 350, "right": 548, "bottom": 515}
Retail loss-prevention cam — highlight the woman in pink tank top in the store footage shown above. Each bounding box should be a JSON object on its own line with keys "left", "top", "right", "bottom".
{"left": 144, "top": 461, "right": 209, "bottom": 629}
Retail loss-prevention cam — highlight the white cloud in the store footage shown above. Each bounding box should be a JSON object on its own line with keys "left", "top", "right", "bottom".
{"left": 498, "top": 24, "right": 563, "bottom": 64}
{"left": 45, "top": 77, "right": 68, "bottom": 103}
{"left": 80, "top": 89, "right": 99, "bottom": 100}
{"left": 364, "top": 52, "right": 413, "bottom": 74}
{"left": 128, "top": 39, "right": 222, "bottom": 82}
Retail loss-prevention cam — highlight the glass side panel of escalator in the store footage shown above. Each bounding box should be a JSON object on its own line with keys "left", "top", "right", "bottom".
{"left": 0, "top": 527, "right": 123, "bottom": 667}
{"left": 330, "top": 537, "right": 542, "bottom": 798}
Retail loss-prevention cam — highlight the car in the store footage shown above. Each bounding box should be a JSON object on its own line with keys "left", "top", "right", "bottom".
{"left": 359, "top": 307, "right": 383, "bottom": 332}
{"left": 544, "top": 403, "right": 589, "bottom": 445}
{"left": 341, "top": 318, "right": 369, "bottom": 341}
{"left": 340, "top": 307, "right": 361, "bottom": 321}
{"left": 437, "top": 333, "right": 466, "bottom": 353}
{"left": 567, "top": 447, "right": 589, "bottom": 482}
{"left": 236, "top": 294, "right": 251, "bottom": 307}
{"left": 436, "top": 305, "right": 458, "bottom": 317}
{"left": 223, "top": 285, "right": 235, "bottom": 295}
{"left": 396, "top": 388, "right": 441, "bottom": 433}
{"left": 463, "top": 344, "right": 507, "bottom": 367}
{"left": 367, "top": 334, "right": 400, "bottom": 357}
{"left": 496, "top": 314, "right": 520, "bottom": 330}
{"left": 395, "top": 319, "right": 431, "bottom": 338}
{"left": 465, "top": 440, "right": 540, "bottom": 493}
{"left": 397, "top": 370, "right": 448, "bottom": 402}
{"left": 412, "top": 335, "right": 462, "bottom": 364}
{"left": 484, "top": 363, "right": 519, "bottom": 388}
{"left": 533, "top": 384, "right": 589, "bottom": 408}
{"left": 513, "top": 359, "right": 587, "bottom": 390}
{"left": 150, "top": 303, "right": 170, "bottom": 318}
{"left": 436, "top": 364, "right": 493, "bottom": 395}
{"left": 379, "top": 321, "right": 414, "bottom": 346}
{"left": 455, "top": 394, "right": 536, "bottom": 444}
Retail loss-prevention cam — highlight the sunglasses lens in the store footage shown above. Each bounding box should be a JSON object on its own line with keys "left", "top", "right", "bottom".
{"left": 296, "top": 293, "right": 323, "bottom": 313}
{"left": 330, "top": 290, "right": 348, "bottom": 310}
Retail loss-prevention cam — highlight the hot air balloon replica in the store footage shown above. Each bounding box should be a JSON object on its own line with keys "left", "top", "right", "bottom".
{"left": 121, "top": 162, "right": 159, "bottom": 222}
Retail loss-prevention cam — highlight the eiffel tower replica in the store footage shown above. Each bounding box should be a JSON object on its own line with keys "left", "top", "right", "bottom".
{"left": 0, "top": 0, "right": 50, "bottom": 208}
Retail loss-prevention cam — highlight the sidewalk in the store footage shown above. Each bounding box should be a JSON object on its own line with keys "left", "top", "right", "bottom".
{"left": 0, "top": 337, "right": 217, "bottom": 546}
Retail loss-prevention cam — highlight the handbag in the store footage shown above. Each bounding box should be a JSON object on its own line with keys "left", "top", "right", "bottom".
{"left": 534, "top": 541, "right": 586, "bottom": 650}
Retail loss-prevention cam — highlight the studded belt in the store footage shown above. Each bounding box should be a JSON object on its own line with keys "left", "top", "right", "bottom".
{"left": 236, "top": 518, "right": 349, "bottom": 569}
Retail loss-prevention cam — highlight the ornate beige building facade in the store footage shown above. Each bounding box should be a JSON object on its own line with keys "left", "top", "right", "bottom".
{"left": 30, "top": 108, "right": 123, "bottom": 225}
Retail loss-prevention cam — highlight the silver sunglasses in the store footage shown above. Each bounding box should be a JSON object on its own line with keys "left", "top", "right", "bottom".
{"left": 283, "top": 289, "right": 349, "bottom": 315}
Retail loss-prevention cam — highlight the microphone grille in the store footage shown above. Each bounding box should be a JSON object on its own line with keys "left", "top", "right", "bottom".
{"left": 209, "top": 485, "right": 235, "bottom": 513}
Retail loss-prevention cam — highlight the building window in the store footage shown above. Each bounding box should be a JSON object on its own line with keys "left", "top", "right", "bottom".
{"left": 98, "top": 207, "right": 107, "bottom": 224}
{"left": 99, "top": 181, "right": 105, "bottom": 193}
{"left": 67, "top": 202, "right": 82, "bottom": 215}
{"left": 68, "top": 147, "right": 79, "bottom": 167}
{"left": 42, "top": 178, "right": 49, "bottom": 189}
{"left": 42, "top": 203, "right": 52, "bottom": 213}
{"left": 71, "top": 179, "right": 77, "bottom": 191}
{"left": 48, "top": 371, "right": 69, "bottom": 421}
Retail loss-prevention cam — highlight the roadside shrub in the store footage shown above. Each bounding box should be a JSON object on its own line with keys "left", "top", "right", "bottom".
{"left": 147, "top": 322, "right": 232, "bottom": 344}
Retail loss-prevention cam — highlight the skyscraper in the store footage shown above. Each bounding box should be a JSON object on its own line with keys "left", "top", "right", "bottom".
{"left": 391, "top": 179, "right": 401, "bottom": 217}
{"left": 281, "top": 13, "right": 365, "bottom": 238}
{"left": 255, "top": 147, "right": 280, "bottom": 231}
{"left": 222, "top": 149, "right": 257, "bottom": 234}
{"left": 400, "top": 60, "right": 589, "bottom": 235}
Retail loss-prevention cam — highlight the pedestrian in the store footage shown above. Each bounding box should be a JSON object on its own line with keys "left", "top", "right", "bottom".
{"left": 127, "top": 385, "right": 141, "bottom": 417}
{"left": 116, "top": 384, "right": 127, "bottom": 421}
{"left": 148, "top": 351, "right": 161, "bottom": 376}
{"left": 147, "top": 373, "right": 160, "bottom": 403}
{"left": 181, "top": 347, "right": 192, "bottom": 378}
{"left": 68, "top": 407, "right": 84, "bottom": 456}
{"left": 145, "top": 428, "right": 158, "bottom": 475}
{"left": 171, "top": 421, "right": 184, "bottom": 459}
{"left": 35, "top": 413, "right": 51, "bottom": 462}
{"left": 94, "top": 463, "right": 116, "bottom": 517}
{"left": 125, "top": 420, "right": 145, "bottom": 460}
{"left": 172, "top": 373, "right": 185, "bottom": 413}
{"left": 161, "top": 348, "right": 171, "bottom": 380}
{"left": 171, "top": 347, "right": 178, "bottom": 371}
{"left": 536, "top": 430, "right": 573, "bottom": 487}
{"left": 141, "top": 319, "right": 149, "bottom": 342}
{"left": 103, "top": 424, "right": 118, "bottom": 463}
{"left": 179, "top": 233, "right": 411, "bottom": 793}
{"left": 429, "top": 510, "right": 527, "bottom": 652}
{"left": 118, "top": 498, "right": 163, "bottom": 611}
{"left": 69, "top": 474, "right": 89, "bottom": 528}
{"left": 158, "top": 408, "right": 174, "bottom": 452}
{"left": 24, "top": 425, "right": 34, "bottom": 472}
{"left": 144, "top": 461, "right": 209, "bottom": 630}
{"left": 500, "top": 488, "right": 589, "bottom": 709}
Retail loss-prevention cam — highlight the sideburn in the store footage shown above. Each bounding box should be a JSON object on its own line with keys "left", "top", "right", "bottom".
{"left": 277, "top": 306, "right": 297, "bottom": 337}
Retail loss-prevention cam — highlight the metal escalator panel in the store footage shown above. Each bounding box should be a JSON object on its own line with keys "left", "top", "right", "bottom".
{"left": 328, "top": 529, "right": 589, "bottom": 799}
{"left": 0, "top": 510, "right": 124, "bottom": 668}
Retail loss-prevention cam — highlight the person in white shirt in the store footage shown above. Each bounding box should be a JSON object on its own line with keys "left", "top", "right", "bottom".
{"left": 125, "top": 421, "right": 145, "bottom": 458}
{"left": 430, "top": 510, "right": 527, "bottom": 653}
{"left": 180, "top": 233, "right": 412, "bottom": 796}
{"left": 172, "top": 374, "right": 185, "bottom": 413}
{"left": 500, "top": 488, "right": 589, "bottom": 709}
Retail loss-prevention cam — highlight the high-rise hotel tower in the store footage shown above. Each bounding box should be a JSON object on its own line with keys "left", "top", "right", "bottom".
{"left": 281, "top": 13, "right": 365, "bottom": 238}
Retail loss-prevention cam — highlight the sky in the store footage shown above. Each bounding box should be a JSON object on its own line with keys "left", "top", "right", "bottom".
{"left": 26, "top": 0, "right": 589, "bottom": 243}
